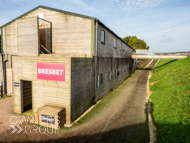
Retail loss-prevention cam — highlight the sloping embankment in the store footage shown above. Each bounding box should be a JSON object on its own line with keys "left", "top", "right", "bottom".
{"left": 149, "top": 57, "right": 190, "bottom": 143}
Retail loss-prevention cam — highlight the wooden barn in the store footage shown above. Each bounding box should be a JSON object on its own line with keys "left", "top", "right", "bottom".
{"left": 0, "top": 5, "right": 136, "bottom": 127}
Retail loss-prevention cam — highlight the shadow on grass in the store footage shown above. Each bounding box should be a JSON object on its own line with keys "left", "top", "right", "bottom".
{"left": 154, "top": 60, "right": 177, "bottom": 69}
{"left": 150, "top": 103, "right": 190, "bottom": 143}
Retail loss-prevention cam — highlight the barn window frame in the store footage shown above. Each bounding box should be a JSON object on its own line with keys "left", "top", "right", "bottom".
{"left": 101, "top": 29, "right": 105, "bottom": 44}
{"left": 115, "top": 69, "right": 120, "bottom": 77}
{"left": 96, "top": 76, "right": 100, "bottom": 87}
{"left": 114, "top": 38, "right": 117, "bottom": 48}
{"left": 108, "top": 71, "right": 112, "bottom": 81}
{"left": 96, "top": 74, "right": 103, "bottom": 87}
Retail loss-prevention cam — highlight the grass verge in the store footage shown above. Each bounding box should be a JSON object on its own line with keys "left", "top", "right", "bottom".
{"left": 138, "top": 59, "right": 151, "bottom": 69}
{"left": 0, "top": 95, "right": 12, "bottom": 100}
{"left": 149, "top": 57, "right": 190, "bottom": 143}
{"left": 59, "top": 71, "right": 135, "bottom": 131}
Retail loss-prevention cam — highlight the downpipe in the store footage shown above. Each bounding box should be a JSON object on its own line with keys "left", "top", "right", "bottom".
{"left": 1, "top": 53, "right": 8, "bottom": 97}
{"left": 92, "top": 19, "right": 98, "bottom": 104}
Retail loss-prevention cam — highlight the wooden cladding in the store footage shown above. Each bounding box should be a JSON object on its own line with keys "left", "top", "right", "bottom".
{"left": 71, "top": 58, "right": 94, "bottom": 121}
{"left": 17, "top": 17, "right": 39, "bottom": 57}
{"left": 97, "top": 57, "right": 131, "bottom": 74}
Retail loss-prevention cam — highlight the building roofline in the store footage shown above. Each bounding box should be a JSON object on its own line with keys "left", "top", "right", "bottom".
{"left": 97, "top": 19, "right": 135, "bottom": 51}
{"left": 0, "top": 5, "right": 96, "bottom": 29}
{"left": 0, "top": 5, "right": 135, "bottom": 51}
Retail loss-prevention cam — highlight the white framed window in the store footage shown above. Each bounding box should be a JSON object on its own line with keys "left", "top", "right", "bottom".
{"left": 101, "top": 29, "right": 105, "bottom": 44}
{"left": 108, "top": 71, "right": 112, "bottom": 81}
{"left": 114, "top": 38, "right": 116, "bottom": 48}
{"left": 97, "top": 74, "right": 103, "bottom": 87}
{"left": 120, "top": 42, "right": 122, "bottom": 50}
{"left": 123, "top": 44, "right": 125, "bottom": 51}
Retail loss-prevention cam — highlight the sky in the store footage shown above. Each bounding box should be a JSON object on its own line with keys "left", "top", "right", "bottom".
{"left": 0, "top": 0, "right": 190, "bottom": 53}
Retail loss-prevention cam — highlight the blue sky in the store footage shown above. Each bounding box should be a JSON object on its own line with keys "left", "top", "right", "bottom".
{"left": 0, "top": 0, "right": 190, "bottom": 52}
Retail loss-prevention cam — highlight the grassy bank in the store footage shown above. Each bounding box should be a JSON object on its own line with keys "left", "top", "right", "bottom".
{"left": 149, "top": 57, "right": 190, "bottom": 143}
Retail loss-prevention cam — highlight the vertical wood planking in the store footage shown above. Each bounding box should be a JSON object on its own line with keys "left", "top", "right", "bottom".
{"left": 17, "top": 17, "right": 39, "bottom": 57}
{"left": 71, "top": 58, "right": 94, "bottom": 121}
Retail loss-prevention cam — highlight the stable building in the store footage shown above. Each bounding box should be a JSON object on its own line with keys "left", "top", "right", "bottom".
{"left": 0, "top": 5, "right": 136, "bottom": 127}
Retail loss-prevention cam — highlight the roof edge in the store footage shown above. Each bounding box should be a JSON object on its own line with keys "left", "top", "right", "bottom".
{"left": 0, "top": 5, "right": 96, "bottom": 29}
{"left": 0, "top": 5, "right": 134, "bottom": 51}
{"left": 97, "top": 19, "right": 135, "bottom": 51}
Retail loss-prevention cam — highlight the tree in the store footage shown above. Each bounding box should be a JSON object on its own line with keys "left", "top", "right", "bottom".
{"left": 123, "top": 36, "right": 150, "bottom": 50}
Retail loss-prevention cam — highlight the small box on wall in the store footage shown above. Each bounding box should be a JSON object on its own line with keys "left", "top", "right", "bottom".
{"left": 38, "top": 105, "right": 66, "bottom": 129}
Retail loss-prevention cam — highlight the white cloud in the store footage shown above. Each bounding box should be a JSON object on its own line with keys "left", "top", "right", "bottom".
{"left": 113, "top": 0, "right": 164, "bottom": 12}
{"left": 160, "top": 29, "right": 173, "bottom": 37}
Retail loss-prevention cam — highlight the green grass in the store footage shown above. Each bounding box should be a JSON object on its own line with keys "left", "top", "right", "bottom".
{"left": 149, "top": 57, "right": 190, "bottom": 143}
{"left": 0, "top": 95, "right": 11, "bottom": 100}
{"left": 59, "top": 71, "right": 135, "bottom": 131}
{"left": 137, "top": 59, "right": 151, "bottom": 69}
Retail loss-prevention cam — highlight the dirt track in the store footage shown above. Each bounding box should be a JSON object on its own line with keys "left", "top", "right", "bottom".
{"left": 0, "top": 60, "right": 157, "bottom": 143}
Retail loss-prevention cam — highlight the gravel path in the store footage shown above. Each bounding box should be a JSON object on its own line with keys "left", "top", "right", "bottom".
{"left": 0, "top": 61, "right": 157, "bottom": 143}
{"left": 0, "top": 97, "right": 27, "bottom": 135}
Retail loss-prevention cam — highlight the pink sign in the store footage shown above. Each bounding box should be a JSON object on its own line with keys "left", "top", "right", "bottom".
{"left": 37, "top": 63, "right": 65, "bottom": 82}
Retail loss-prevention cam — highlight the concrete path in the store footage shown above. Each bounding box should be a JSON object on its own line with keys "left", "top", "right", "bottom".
{"left": 0, "top": 60, "right": 157, "bottom": 143}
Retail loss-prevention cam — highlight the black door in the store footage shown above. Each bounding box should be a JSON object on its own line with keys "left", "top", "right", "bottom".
{"left": 21, "top": 80, "right": 32, "bottom": 112}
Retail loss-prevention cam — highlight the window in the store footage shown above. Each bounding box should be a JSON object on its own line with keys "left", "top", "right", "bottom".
{"left": 115, "top": 69, "right": 120, "bottom": 77}
{"left": 108, "top": 71, "right": 112, "bottom": 81}
{"left": 117, "top": 70, "right": 120, "bottom": 76}
{"left": 114, "top": 39, "right": 116, "bottom": 48}
{"left": 100, "top": 74, "right": 103, "bottom": 84}
{"left": 97, "top": 74, "right": 103, "bottom": 87}
{"left": 123, "top": 44, "right": 125, "bottom": 51}
{"left": 101, "top": 29, "right": 105, "bottom": 44}
{"left": 126, "top": 46, "right": 128, "bottom": 52}
{"left": 120, "top": 42, "right": 122, "bottom": 50}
